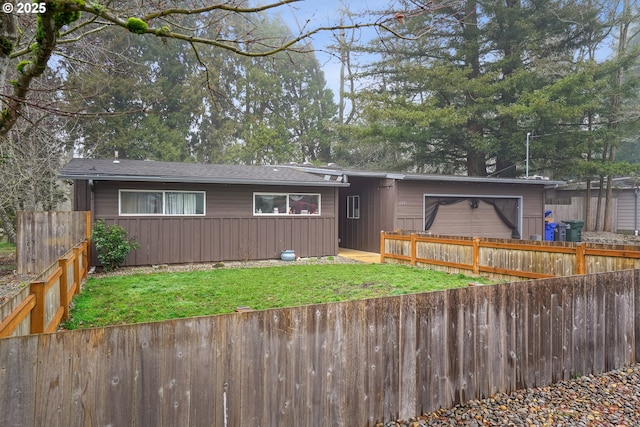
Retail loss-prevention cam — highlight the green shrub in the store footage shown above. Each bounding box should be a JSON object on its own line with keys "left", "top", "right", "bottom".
{"left": 92, "top": 220, "right": 139, "bottom": 271}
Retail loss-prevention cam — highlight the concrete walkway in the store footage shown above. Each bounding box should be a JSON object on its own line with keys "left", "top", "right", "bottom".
{"left": 337, "top": 248, "right": 382, "bottom": 264}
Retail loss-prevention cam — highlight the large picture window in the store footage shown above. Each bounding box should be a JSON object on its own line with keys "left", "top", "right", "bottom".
{"left": 119, "top": 190, "right": 205, "bottom": 216}
{"left": 254, "top": 193, "right": 320, "bottom": 215}
{"left": 346, "top": 195, "right": 360, "bottom": 219}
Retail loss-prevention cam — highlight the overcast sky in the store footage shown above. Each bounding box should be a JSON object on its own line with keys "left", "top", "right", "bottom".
{"left": 275, "top": 0, "right": 399, "bottom": 101}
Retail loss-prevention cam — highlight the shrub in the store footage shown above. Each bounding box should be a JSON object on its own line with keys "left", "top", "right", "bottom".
{"left": 92, "top": 220, "right": 139, "bottom": 271}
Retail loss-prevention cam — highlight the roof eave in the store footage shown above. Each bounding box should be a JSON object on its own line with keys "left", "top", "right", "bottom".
{"left": 58, "top": 173, "right": 350, "bottom": 187}
{"left": 402, "top": 174, "right": 565, "bottom": 185}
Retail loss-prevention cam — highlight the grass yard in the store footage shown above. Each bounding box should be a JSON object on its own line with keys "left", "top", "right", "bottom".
{"left": 0, "top": 237, "right": 16, "bottom": 277}
{"left": 0, "top": 238, "right": 14, "bottom": 256}
{"left": 64, "top": 263, "right": 492, "bottom": 329}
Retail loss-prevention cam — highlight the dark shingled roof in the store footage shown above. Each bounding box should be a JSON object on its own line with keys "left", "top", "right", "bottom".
{"left": 60, "top": 158, "right": 348, "bottom": 187}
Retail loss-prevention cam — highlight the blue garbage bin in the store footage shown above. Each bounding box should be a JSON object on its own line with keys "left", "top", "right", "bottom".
{"left": 545, "top": 222, "right": 557, "bottom": 241}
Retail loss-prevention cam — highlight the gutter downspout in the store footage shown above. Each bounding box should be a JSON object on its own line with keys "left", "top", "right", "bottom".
{"left": 635, "top": 186, "right": 638, "bottom": 236}
{"left": 89, "top": 179, "right": 95, "bottom": 266}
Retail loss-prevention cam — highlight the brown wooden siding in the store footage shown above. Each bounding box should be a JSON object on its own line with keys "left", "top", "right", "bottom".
{"left": 338, "top": 177, "right": 391, "bottom": 253}
{"left": 73, "top": 180, "right": 91, "bottom": 211}
{"left": 91, "top": 181, "right": 338, "bottom": 265}
{"left": 341, "top": 178, "right": 547, "bottom": 253}
{"left": 396, "top": 180, "right": 544, "bottom": 239}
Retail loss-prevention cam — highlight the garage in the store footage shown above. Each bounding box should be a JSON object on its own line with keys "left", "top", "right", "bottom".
{"left": 424, "top": 195, "right": 522, "bottom": 239}
{"left": 285, "top": 165, "right": 561, "bottom": 253}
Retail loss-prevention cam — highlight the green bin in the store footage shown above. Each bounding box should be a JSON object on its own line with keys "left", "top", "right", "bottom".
{"left": 562, "top": 220, "right": 584, "bottom": 242}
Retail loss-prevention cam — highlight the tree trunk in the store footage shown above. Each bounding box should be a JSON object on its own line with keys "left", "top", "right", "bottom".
{"left": 603, "top": 0, "right": 629, "bottom": 232}
{"left": 466, "top": 145, "right": 486, "bottom": 176}
{"left": 0, "top": 9, "right": 17, "bottom": 93}
{"left": 584, "top": 179, "right": 591, "bottom": 231}
{"left": 463, "top": 0, "right": 485, "bottom": 176}
{"left": 603, "top": 145, "right": 615, "bottom": 232}
{"left": 595, "top": 174, "right": 605, "bottom": 231}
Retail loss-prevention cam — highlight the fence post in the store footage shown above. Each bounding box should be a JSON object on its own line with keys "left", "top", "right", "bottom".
{"left": 83, "top": 241, "right": 89, "bottom": 280}
{"left": 29, "top": 281, "right": 45, "bottom": 334}
{"left": 576, "top": 243, "right": 586, "bottom": 275}
{"left": 85, "top": 211, "right": 91, "bottom": 267}
{"left": 74, "top": 246, "right": 82, "bottom": 294}
{"left": 380, "top": 231, "right": 386, "bottom": 263}
{"left": 473, "top": 237, "right": 481, "bottom": 275}
{"left": 411, "top": 233, "right": 417, "bottom": 266}
{"left": 59, "top": 257, "right": 70, "bottom": 320}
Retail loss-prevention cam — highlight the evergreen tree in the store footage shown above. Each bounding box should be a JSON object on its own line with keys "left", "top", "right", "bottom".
{"left": 66, "top": 11, "right": 337, "bottom": 165}
{"left": 350, "top": 0, "right": 612, "bottom": 177}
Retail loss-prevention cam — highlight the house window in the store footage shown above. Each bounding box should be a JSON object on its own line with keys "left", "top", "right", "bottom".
{"left": 254, "top": 193, "right": 320, "bottom": 215}
{"left": 120, "top": 191, "right": 163, "bottom": 215}
{"left": 346, "top": 195, "right": 360, "bottom": 219}
{"left": 165, "top": 192, "right": 205, "bottom": 215}
{"left": 119, "top": 190, "right": 205, "bottom": 216}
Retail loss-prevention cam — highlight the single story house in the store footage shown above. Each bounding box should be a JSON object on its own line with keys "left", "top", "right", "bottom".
{"left": 60, "top": 158, "right": 347, "bottom": 266}
{"left": 287, "top": 166, "right": 564, "bottom": 253}
{"left": 61, "top": 158, "right": 564, "bottom": 266}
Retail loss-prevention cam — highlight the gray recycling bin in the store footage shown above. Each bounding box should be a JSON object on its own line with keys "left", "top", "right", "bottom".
{"left": 554, "top": 223, "right": 568, "bottom": 242}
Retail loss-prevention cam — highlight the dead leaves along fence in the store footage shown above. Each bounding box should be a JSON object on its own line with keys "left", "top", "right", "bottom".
{"left": 1, "top": 269, "right": 639, "bottom": 426}
{"left": 381, "top": 231, "right": 640, "bottom": 279}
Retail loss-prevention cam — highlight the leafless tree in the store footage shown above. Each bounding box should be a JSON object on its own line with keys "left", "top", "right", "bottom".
{"left": 0, "top": 83, "right": 70, "bottom": 242}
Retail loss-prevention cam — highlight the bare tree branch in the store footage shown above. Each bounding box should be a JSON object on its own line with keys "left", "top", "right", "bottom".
{"left": 0, "top": 0, "right": 462, "bottom": 138}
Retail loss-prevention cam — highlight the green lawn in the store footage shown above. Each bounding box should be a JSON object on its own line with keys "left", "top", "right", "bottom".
{"left": 0, "top": 238, "right": 16, "bottom": 275}
{"left": 0, "top": 238, "right": 14, "bottom": 257}
{"left": 64, "top": 263, "right": 491, "bottom": 329}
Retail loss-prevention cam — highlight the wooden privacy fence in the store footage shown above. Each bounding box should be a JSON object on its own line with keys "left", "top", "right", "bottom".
{"left": 1, "top": 269, "right": 638, "bottom": 426}
{"left": 0, "top": 239, "right": 89, "bottom": 338}
{"left": 17, "top": 211, "right": 91, "bottom": 274}
{"left": 381, "top": 231, "right": 640, "bottom": 279}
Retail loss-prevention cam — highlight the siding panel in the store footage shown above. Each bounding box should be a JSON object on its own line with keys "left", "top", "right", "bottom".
{"left": 92, "top": 182, "right": 337, "bottom": 266}
{"left": 616, "top": 191, "right": 637, "bottom": 231}
{"left": 99, "top": 216, "right": 337, "bottom": 266}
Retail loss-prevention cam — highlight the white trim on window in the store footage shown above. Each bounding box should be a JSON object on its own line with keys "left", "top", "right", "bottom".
{"left": 346, "top": 195, "right": 360, "bottom": 219}
{"left": 253, "top": 192, "right": 321, "bottom": 216}
{"left": 119, "top": 189, "right": 206, "bottom": 216}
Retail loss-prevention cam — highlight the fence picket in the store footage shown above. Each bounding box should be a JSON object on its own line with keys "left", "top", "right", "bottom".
{"left": 0, "top": 270, "right": 638, "bottom": 425}
{"left": 0, "top": 239, "right": 89, "bottom": 338}
{"left": 17, "top": 211, "right": 90, "bottom": 274}
{"left": 382, "top": 232, "right": 640, "bottom": 279}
